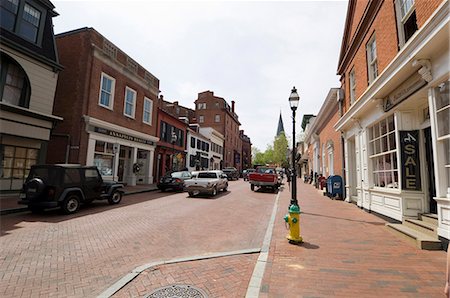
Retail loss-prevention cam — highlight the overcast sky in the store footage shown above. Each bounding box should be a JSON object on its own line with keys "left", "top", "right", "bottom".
{"left": 53, "top": 0, "right": 348, "bottom": 151}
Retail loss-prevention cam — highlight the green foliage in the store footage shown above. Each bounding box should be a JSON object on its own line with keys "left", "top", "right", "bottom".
{"left": 252, "top": 133, "right": 289, "bottom": 167}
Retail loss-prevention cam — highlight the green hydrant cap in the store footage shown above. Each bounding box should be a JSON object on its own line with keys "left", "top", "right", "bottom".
{"left": 289, "top": 204, "right": 300, "bottom": 214}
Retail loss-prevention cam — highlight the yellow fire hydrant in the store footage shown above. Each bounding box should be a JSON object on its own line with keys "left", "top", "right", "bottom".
{"left": 284, "top": 204, "right": 303, "bottom": 244}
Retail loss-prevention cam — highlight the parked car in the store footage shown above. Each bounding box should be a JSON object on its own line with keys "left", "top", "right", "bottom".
{"left": 184, "top": 170, "right": 228, "bottom": 197}
{"left": 157, "top": 171, "right": 192, "bottom": 191}
{"left": 19, "top": 164, "right": 124, "bottom": 214}
{"left": 222, "top": 167, "right": 239, "bottom": 181}
{"left": 248, "top": 166, "right": 281, "bottom": 193}
{"left": 243, "top": 168, "right": 255, "bottom": 181}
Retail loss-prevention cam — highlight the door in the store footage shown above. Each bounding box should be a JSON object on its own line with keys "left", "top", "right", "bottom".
{"left": 83, "top": 168, "right": 103, "bottom": 200}
{"left": 424, "top": 127, "right": 437, "bottom": 213}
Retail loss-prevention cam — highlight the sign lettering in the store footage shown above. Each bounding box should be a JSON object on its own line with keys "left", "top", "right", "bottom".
{"left": 400, "top": 130, "right": 421, "bottom": 191}
{"left": 93, "top": 127, "right": 155, "bottom": 145}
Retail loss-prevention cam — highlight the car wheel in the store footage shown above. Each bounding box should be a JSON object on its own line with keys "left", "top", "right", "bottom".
{"left": 188, "top": 191, "right": 194, "bottom": 197}
{"left": 211, "top": 187, "right": 217, "bottom": 196}
{"left": 61, "top": 194, "right": 80, "bottom": 214}
{"left": 108, "top": 190, "right": 122, "bottom": 205}
{"left": 250, "top": 184, "right": 255, "bottom": 191}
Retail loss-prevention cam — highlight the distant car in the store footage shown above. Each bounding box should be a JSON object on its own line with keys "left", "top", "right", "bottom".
{"left": 19, "top": 164, "right": 124, "bottom": 214}
{"left": 157, "top": 171, "right": 192, "bottom": 192}
{"left": 222, "top": 167, "right": 239, "bottom": 181}
{"left": 184, "top": 170, "right": 228, "bottom": 197}
{"left": 243, "top": 169, "right": 255, "bottom": 181}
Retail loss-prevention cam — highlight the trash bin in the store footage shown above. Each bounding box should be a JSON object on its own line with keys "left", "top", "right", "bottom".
{"left": 326, "top": 175, "right": 343, "bottom": 199}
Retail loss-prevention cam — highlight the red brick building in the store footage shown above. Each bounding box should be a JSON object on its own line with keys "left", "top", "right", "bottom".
{"left": 335, "top": 0, "right": 449, "bottom": 243}
{"left": 154, "top": 107, "right": 188, "bottom": 181}
{"left": 194, "top": 91, "right": 243, "bottom": 172}
{"left": 48, "top": 27, "right": 160, "bottom": 185}
{"left": 302, "top": 88, "right": 343, "bottom": 181}
{"left": 240, "top": 130, "right": 252, "bottom": 171}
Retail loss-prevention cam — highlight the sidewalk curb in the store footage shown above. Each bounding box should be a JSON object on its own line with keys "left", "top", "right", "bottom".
{"left": 97, "top": 248, "right": 261, "bottom": 298}
{"left": 0, "top": 188, "right": 159, "bottom": 216}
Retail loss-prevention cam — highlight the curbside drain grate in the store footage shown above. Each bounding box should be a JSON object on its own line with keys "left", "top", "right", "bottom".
{"left": 145, "top": 284, "right": 208, "bottom": 298}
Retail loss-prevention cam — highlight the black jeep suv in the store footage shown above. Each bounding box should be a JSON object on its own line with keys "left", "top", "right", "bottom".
{"left": 19, "top": 164, "right": 124, "bottom": 214}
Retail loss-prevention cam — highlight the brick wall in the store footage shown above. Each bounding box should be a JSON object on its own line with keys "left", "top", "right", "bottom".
{"left": 340, "top": 0, "right": 445, "bottom": 113}
{"left": 318, "top": 110, "right": 343, "bottom": 177}
{"left": 49, "top": 28, "right": 160, "bottom": 165}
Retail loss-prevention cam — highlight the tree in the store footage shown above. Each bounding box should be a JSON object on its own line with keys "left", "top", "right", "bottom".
{"left": 273, "top": 132, "right": 288, "bottom": 166}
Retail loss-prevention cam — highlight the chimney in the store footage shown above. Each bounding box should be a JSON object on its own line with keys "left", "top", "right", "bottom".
{"left": 231, "top": 100, "right": 235, "bottom": 113}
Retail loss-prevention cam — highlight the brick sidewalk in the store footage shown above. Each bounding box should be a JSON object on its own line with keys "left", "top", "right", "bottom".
{"left": 113, "top": 179, "right": 446, "bottom": 297}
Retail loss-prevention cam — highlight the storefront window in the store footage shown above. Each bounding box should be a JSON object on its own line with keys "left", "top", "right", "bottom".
{"left": 0, "top": 145, "right": 38, "bottom": 190}
{"left": 94, "top": 140, "right": 114, "bottom": 176}
{"left": 369, "top": 115, "right": 398, "bottom": 188}
{"left": 435, "top": 81, "right": 450, "bottom": 194}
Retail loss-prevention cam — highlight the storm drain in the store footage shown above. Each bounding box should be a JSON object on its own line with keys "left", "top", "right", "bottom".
{"left": 144, "top": 284, "right": 208, "bottom": 298}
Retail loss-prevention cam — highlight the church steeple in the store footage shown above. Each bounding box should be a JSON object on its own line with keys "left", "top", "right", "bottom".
{"left": 276, "top": 112, "right": 285, "bottom": 137}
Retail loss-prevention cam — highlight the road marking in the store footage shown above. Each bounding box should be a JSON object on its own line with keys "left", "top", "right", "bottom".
{"left": 245, "top": 189, "right": 280, "bottom": 298}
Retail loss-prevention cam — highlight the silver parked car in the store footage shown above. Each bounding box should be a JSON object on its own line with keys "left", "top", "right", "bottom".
{"left": 183, "top": 170, "right": 228, "bottom": 197}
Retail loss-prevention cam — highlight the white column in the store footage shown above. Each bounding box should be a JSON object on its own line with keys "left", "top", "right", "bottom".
{"left": 113, "top": 144, "right": 120, "bottom": 182}
{"left": 148, "top": 148, "right": 155, "bottom": 184}
{"left": 86, "top": 136, "right": 96, "bottom": 166}
{"left": 128, "top": 147, "right": 138, "bottom": 186}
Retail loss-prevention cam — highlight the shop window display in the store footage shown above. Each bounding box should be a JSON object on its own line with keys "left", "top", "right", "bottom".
{"left": 94, "top": 140, "right": 114, "bottom": 176}
{"left": 1, "top": 145, "right": 38, "bottom": 190}
{"left": 369, "top": 115, "right": 398, "bottom": 188}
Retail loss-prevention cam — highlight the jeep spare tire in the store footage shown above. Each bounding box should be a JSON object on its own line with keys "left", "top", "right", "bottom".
{"left": 108, "top": 190, "right": 122, "bottom": 205}
{"left": 26, "top": 178, "right": 45, "bottom": 199}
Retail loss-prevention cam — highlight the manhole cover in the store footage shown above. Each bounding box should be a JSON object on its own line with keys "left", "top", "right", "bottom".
{"left": 145, "top": 284, "right": 208, "bottom": 298}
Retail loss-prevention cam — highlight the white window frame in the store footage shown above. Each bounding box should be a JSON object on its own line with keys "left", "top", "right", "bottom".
{"left": 143, "top": 97, "right": 153, "bottom": 125}
{"left": 215, "top": 114, "right": 220, "bottom": 122}
{"left": 123, "top": 86, "right": 136, "bottom": 119}
{"left": 395, "top": 0, "right": 417, "bottom": 47}
{"left": 369, "top": 115, "right": 398, "bottom": 189}
{"left": 433, "top": 81, "right": 450, "bottom": 195}
{"left": 349, "top": 68, "right": 356, "bottom": 105}
{"left": 197, "top": 102, "right": 206, "bottom": 109}
{"left": 366, "top": 35, "right": 378, "bottom": 84}
{"left": 199, "top": 115, "right": 204, "bottom": 123}
{"left": 98, "top": 72, "right": 115, "bottom": 110}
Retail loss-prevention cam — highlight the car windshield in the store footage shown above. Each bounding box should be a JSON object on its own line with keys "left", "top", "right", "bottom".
{"left": 170, "top": 172, "right": 183, "bottom": 178}
{"left": 27, "top": 167, "right": 61, "bottom": 184}
{"left": 256, "top": 168, "right": 274, "bottom": 174}
{"left": 197, "top": 172, "right": 217, "bottom": 179}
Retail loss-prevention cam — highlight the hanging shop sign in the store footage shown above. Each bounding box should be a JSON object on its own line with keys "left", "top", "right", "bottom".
{"left": 400, "top": 130, "right": 421, "bottom": 191}
{"left": 93, "top": 127, "right": 155, "bottom": 145}
{"left": 383, "top": 74, "right": 427, "bottom": 112}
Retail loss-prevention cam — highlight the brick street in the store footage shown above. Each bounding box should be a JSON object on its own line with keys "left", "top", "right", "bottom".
{"left": 0, "top": 179, "right": 446, "bottom": 297}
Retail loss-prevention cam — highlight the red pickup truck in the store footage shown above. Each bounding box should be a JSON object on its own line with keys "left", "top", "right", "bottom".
{"left": 248, "top": 166, "right": 281, "bottom": 193}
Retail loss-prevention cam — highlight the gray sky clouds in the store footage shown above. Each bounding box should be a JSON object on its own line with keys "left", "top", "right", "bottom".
{"left": 53, "top": 0, "right": 348, "bottom": 150}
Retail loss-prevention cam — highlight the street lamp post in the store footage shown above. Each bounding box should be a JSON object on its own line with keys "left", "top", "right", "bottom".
{"left": 171, "top": 131, "right": 177, "bottom": 171}
{"left": 284, "top": 86, "right": 302, "bottom": 244}
{"left": 289, "top": 86, "right": 300, "bottom": 206}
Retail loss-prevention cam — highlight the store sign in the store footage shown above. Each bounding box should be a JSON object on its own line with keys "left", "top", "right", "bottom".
{"left": 400, "top": 130, "right": 421, "bottom": 191}
{"left": 93, "top": 127, "right": 155, "bottom": 145}
{"left": 383, "top": 74, "right": 427, "bottom": 112}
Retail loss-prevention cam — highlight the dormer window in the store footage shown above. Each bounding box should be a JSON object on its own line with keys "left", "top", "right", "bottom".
{"left": 20, "top": 3, "right": 40, "bottom": 43}
{"left": 0, "top": 0, "right": 19, "bottom": 31}
{"left": 0, "top": 0, "right": 45, "bottom": 45}
{"left": 395, "top": 0, "right": 418, "bottom": 47}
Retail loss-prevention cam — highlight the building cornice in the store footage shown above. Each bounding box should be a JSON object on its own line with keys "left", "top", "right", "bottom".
{"left": 0, "top": 102, "right": 63, "bottom": 123}
{"left": 335, "top": 1, "right": 449, "bottom": 131}
{"left": 83, "top": 115, "right": 159, "bottom": 143}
